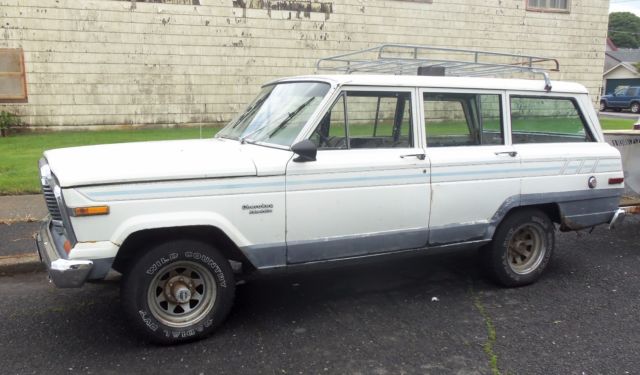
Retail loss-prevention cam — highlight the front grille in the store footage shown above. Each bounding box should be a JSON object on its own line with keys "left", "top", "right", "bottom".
{"left": 42, "top": 183, "right": 63, "bottom": 222}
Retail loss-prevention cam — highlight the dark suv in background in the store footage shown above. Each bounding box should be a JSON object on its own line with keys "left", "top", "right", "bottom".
{"left": 600, "top": 86, "right": 640, "bottom": 113}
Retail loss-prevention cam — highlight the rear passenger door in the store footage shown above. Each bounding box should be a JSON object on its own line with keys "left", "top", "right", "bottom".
{"left": 421, "top": 89, "right": 520, "bottom": 246}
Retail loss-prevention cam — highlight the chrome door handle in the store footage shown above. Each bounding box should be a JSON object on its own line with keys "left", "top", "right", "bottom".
{"left": 400, "top": 153, "right": 426, "bottom": 160}
{"left": 495, "top": 151, "right": 518, "bottom": 157}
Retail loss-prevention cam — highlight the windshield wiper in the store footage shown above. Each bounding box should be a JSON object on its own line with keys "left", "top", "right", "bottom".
{"left": 230, "top": 95, "right": 268, "bottom": 129}
{"left": 267, "top": 97, "right": 316, "bottom": 139}
{"left": 240, "top": 97, "right": 316, "bottom": 144}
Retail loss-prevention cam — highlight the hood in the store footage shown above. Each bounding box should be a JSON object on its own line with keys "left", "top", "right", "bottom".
{"left": 45, "top": 138, "right": 257, "bottom": 187}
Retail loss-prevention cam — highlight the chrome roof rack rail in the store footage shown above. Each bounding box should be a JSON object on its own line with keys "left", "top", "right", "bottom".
{"left": 316, "top": 44, "right": 560, "bottom": 92}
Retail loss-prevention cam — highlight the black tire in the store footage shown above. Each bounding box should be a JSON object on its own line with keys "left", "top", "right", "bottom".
{"left": 599, "top": 101, "right": 607, "bottom": 112}
{"left": 482, "top": 209, "right": 554, "bottom": 287}
{"left": 121, "top": 239, "right": 235, "bottom": 344}
{"left": 631, "top": 102, "right": 640, "bottom": 114}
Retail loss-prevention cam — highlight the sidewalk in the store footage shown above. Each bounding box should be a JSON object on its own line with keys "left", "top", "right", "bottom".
{"left": 0, "top": 194, "right": 47, "bottom": 275}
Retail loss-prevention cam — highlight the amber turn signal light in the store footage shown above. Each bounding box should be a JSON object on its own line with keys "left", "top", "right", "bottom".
{"left": 63, "top": 240, "right": 72, "bottom": 254}
{"left": 72, "top": 206, "right": 110, "bottom": 217}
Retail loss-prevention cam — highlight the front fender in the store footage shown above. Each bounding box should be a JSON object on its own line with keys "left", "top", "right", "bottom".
{"left": 111, "top": 211, "right": 251, "bottom": 248}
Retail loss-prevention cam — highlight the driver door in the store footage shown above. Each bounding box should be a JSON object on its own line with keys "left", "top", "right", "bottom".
{"left": 284, "top": 88, "right": 431, "bottom": 264}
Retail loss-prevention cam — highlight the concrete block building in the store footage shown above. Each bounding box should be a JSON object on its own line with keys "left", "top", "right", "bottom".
{"left": 0, "top": 0, "right": 610, "bottom": 130}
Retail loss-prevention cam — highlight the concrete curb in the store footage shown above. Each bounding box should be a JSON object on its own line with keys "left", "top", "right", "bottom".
{"left": 0, "top": 253, "right": 44, "bottom": 276}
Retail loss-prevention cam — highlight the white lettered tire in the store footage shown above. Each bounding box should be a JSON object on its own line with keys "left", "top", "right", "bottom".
{"left": 482, "top": 209, "right": 555, "bottom": 287}
{"left": 121, "top": 239, "right": 235, "bottom": 344}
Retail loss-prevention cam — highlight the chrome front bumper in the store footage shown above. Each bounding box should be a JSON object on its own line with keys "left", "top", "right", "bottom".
{"left": 36, "top": 220, "right": 93, "bottom": 288}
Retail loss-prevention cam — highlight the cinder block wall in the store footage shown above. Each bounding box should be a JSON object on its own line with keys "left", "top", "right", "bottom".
{"left": 0, "top": 0, "right": 610, "bottom": 129}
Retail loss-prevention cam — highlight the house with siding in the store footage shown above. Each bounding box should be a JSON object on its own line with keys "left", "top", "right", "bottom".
{"left": 603, "top": 38, "right": 640, "bottom": 95}
{"left": 0, "top": 0, "right": 611, "bottom": 130}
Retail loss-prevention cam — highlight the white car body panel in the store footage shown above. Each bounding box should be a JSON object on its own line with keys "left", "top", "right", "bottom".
{"left": 45, "top": 138, "right": 256, "bottom": 187}
{"left": 285, "top": 148, "right": 430, "bottom": 263}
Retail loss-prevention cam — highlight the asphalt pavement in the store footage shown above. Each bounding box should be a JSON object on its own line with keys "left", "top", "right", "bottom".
{"left": 0, "top": 216, "right": 638, "bottom": 375}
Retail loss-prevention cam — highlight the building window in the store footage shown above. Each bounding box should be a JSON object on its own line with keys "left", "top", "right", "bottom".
{"left": 0, "top": 48, "right": 27, "bottom": 103}
{"left": 118, "top": 0, "right": 200, "bottom": 4}
{"left": 527, "top": 0, "right": 570, "bottom": 12}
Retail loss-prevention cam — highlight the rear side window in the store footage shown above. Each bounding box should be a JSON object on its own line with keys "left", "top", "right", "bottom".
{"left": 510, "top": 96, "right": 593, "bottom": 144}
{"left": 423, "top": 92, "right": 503, "bottom": 147}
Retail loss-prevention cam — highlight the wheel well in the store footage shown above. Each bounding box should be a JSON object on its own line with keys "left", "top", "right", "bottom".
{"left": 112, "top": 226, "right": 255, "bottom": 274}
{"left": 502, "top": 204, "right": 561, "bottom": 225}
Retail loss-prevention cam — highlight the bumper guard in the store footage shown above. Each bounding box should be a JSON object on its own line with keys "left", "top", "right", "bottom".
{"left": 36, "top": 220, "right": 93, "bottom": 288}
{"left": 609, "top": 208, "right": 626, "bottom": 230}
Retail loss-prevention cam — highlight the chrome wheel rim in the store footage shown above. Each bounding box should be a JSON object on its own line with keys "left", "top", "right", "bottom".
{"left": 599, "top": 102, "right": 605, "bottom": 111}
{"left": 633, "top": 104, "right": 639, "bottom": 113}
{"left": 507, "top": 224, "right": 546, "bottom": 275}
{"left": 147, "top": 261, "right": 217, "bottom": 328}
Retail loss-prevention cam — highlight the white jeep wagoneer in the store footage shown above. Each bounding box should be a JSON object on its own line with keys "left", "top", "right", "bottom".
{"left": 37, "top": 73, "right": 626, "bottom": 344}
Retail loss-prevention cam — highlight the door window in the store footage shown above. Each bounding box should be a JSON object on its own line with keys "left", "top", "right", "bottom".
{"left": 311, "top": 91, "right": 414, "bottom": 149}
{"left": 423, "top": 93, "right": 503, "bottom": 147}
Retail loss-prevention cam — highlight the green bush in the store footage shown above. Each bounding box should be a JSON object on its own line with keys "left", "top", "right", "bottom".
{"left": 0, "top": 111, "right": 21, "bottom": 136}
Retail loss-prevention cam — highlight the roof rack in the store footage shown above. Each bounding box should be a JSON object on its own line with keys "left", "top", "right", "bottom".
{"left": 316, "top": 44, "right": 560, "bottom": 91}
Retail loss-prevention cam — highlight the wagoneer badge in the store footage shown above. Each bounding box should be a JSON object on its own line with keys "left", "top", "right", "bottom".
{"left": 242, "top": 204, "right": 274, "bottom": 215}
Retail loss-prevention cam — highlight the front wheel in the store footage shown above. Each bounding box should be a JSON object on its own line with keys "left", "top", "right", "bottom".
{"left": 482, "top": 209, "right": 554, "bottom": 287}
{"left": 121, "top": 239, "right": 235, "bottom": 344}
{"left": 631, "top": 102, "right": 640, "bottom": 114}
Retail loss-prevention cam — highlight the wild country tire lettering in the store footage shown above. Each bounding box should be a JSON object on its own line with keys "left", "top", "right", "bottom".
{"left": 163, "top": 319, "right": 213, "bottom": 338}
{"left": 146, "top": 253, "right": 179, "bottom": 275}
{"left": 185, "top": 251, "right": 227, "bottom": 287}
{"left": 138, "top": 310, "right": 159, "bottom": 331}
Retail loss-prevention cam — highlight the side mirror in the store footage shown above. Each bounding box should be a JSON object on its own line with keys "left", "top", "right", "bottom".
{"left": 291, "top": 140, "right": 317, "bottom": 162}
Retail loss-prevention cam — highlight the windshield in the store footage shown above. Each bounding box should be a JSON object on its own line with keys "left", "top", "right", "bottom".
{"left": 216, "top": 82, "right": 331, "bottom": 146}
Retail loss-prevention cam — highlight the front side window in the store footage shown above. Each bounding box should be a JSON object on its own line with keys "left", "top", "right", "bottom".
{"left": 510, "top": 96, "right": 593, "bottom": 144}
{"left": 311, "top": 91, "right": 414, "bottom": 149}
{"left": 424, "top": 93, "right": 503, "bottom": 147}
{"left": 615, "top": 86, "right": 628, "bottom": 96}
{"left": 527, "top": 0, "right": 569, "bottom": 12}
{"left": 216, "top": 81, "right": 330, "bottom": 146}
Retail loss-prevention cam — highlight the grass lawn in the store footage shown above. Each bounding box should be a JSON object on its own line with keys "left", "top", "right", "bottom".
{"left": 0, "top": 117, "right": 635, "bottom": 195}
{"left": 0, "top": 126, "right": 220, "bottom": 195}
{"left": 600, "top": 117, "right": 637, "bottom": 130}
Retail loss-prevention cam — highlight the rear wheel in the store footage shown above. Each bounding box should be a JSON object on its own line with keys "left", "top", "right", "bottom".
{"left": 599, "top": 101, "right": 607, "bottom": 112}
{"left": 121, "top": 239, "right": 235, "bottom": 344}
{"left": 482, "top": 209, "right": 554, "bottom": 287}
{"left": 631, "top": 102, "right": 640, "bottom": 114}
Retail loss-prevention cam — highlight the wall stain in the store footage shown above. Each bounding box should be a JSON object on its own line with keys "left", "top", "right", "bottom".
{"left": 120, "top": 0, "right": 200, "bottom": 5}
{"left": 232, "top": 0, "right": 333, "bottom": 19}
